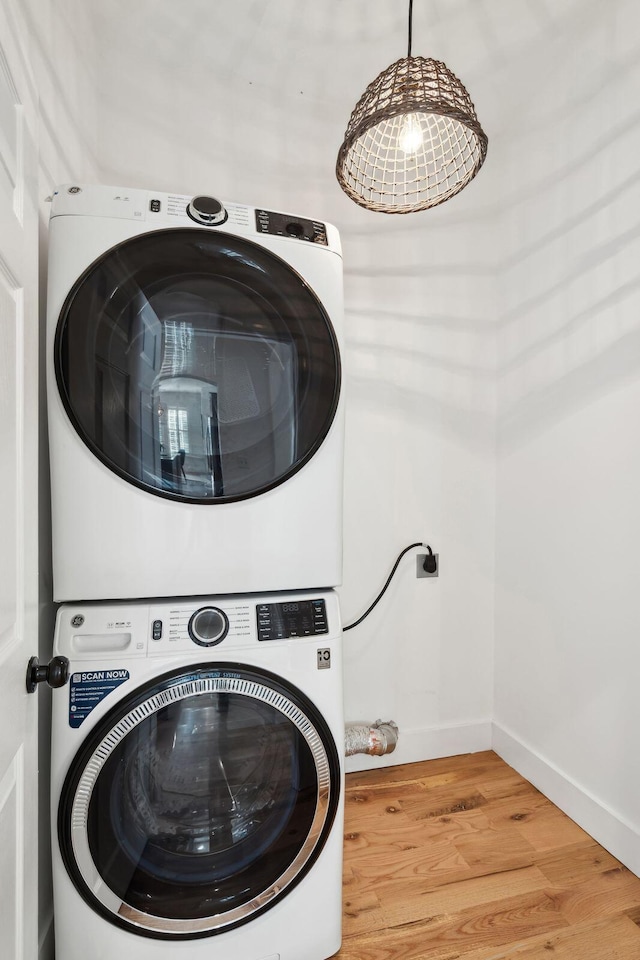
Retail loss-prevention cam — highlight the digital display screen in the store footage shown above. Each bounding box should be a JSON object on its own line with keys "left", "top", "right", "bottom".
{"left": 257, "top": 599, "right": 328, "bottom": 641}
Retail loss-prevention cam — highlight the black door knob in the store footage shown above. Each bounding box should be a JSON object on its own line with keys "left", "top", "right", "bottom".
{"left": 26, "top": 655, "right": 70, "bottom": 693}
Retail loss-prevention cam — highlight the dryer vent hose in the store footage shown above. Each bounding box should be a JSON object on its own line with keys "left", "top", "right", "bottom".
{"left": 344, "top": 720, "right": 399, "bottom": 757}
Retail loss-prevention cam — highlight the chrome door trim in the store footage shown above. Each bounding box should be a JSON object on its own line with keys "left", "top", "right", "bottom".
{"left": 68, "top": 674, "right": 333, "bottom": 934}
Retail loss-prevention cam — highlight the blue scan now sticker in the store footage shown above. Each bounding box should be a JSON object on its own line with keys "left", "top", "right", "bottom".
{"left": 69, "top": 669, "right": 130, "bottom": 728}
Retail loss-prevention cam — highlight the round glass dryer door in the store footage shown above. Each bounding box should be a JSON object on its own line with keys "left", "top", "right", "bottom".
{"left": 55, "top": 228, "right": 341, "bottom": 502}
{"left": 58, "top": 664, "right": 341, "bottom": 939}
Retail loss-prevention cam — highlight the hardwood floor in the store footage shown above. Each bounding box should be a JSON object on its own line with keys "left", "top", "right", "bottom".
{"left": 336, "top": 751, "right": 640, "bottom": 960}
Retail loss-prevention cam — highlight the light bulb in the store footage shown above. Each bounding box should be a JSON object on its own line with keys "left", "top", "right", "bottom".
{"left": 399, "top": 113, "right": 423, "bottom": 155}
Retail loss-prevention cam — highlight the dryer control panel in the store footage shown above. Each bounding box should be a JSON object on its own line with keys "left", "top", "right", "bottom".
{"left": 49, "top": 184, "right": 341, "bottom": 255}
{"left": 255, "top": 208, "right": 328, "bottom": 245}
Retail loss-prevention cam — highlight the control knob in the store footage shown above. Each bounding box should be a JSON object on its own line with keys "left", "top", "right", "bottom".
{"left": 286, "top": 221, "right": 304, "bottom": 238}
{"left": 188, "top": 606, "right": 229, "bottom": 647}
{"left": 186, "top": 195, "right": 228, "bottom": 227}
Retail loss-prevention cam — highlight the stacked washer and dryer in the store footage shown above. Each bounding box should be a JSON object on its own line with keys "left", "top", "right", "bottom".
{"left": 46, "top": 185, "right": 346, "bottom": 960}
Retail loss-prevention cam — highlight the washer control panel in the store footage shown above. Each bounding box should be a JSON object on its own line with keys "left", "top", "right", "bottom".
{"left": 257, "top": 598, "right": 328, "bottom": 642}
{"left": 54, "top": 592, "right": 339, "bottom": 660}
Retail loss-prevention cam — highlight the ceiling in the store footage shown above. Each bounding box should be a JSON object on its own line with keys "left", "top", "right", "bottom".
{"left": 82, "top": 0, "right": 587, "bottom": 222}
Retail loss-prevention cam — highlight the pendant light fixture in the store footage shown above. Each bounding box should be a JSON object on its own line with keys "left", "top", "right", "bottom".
{"left": 336, "top": 0, "right": 488, "bottom": 214}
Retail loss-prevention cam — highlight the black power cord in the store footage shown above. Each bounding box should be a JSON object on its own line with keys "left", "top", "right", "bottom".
{"left": 343, "top": 542, "right": 436, "bottom": 633}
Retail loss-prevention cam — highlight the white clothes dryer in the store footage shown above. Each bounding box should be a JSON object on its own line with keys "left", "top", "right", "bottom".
{"left": 46, "top": 185, "right": 344, "bottom": 602}
{"left": 51, "top": 589, "right": 344, "bottom": 960}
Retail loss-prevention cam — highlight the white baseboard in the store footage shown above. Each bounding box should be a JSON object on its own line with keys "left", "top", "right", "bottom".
{"left": 344, "top": 719, "right": 492, "bottom": 774}
{"left": 492, "top": 722, "right": 640, "bottom": 878}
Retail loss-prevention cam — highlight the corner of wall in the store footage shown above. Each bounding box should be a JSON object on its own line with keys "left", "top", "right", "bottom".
{"left": 492, "top": 722, "right": 640, "bottom": 878}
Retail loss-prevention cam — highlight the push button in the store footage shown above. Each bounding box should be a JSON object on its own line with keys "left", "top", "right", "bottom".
{"left": 152, "top": 619, "right": 163, "bottom": 641}
{"left": 149, "top": 199, "right": 161, "bottom": 212}
{"left": 312, "top": 599, "right": 328, "bottom": 634}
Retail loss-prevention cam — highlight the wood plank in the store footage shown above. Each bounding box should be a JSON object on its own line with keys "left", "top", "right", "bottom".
{"left": 475, "top": 772, "right": 545, "bottom": 802}
{"left": 348, "top": 838, "right": 469, "bottom": 884}
{"left": 347, "top": 866, "right": 551, "bottom": 936}
{"left": 460, "top": 914, "right": 640, "bottom": 960}
{"left": 509, "top": 804, "right": 591, "bottom": 852}
{"left": 347, "top": 752, "right": 503, "bottom": 790}
{"left": 344, "top": 783, "right": 419, "bottom": 824}
{"left": 339, "top": 751, "right": 640, "bottom": 960}
{"left": 337, "top": 889, "right": 568, "bottom": 960}
{"left": 553, "top": 865, "right": 640, "bottom": 925}
{"left": 453, "top": 821, "right": 538, "bottom": 869}
{"left": 402, "top": 788, "right": 490, "bottom": 822}
{"left": 535, "top": 841, "right": 622, "bottom": 886}
{"left": 343, "top": 807, "right": 491, "bottom": 860}
{"left": 625, "top": 903, "right": 640, "bottom": 925}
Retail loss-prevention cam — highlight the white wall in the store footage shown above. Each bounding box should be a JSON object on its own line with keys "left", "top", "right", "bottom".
{"left": 340, "top": 208, "right": 496, "bottom": 770}
{"left": 86, "top": 0, "right": 498, "bottom": 768}
{"left": 494, "top": 0, "right": 640, "bottom": 873}
{"left": 21, "top": 0, "right": 98, "bottom": 195}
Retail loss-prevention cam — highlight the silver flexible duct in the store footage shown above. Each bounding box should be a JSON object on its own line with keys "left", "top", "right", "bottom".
{"left": 344, "top": 720, "right": 399, "bottom": 757}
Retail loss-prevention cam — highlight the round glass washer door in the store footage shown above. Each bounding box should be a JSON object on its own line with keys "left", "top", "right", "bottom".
{"left": 55, "top": 228, "right": 341, "bottom": 503}
{"left": 58, "top": 664, "right": 341, "bottom": 940}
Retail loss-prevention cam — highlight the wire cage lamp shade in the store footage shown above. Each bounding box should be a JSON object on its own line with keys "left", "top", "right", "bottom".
{"left": 336, "top": 54, "right": 488, "bottom": 214}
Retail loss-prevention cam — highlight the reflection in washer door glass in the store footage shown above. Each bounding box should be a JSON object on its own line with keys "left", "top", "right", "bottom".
{"left": 56, "top": 229, "right": 340, "bottom": 502}
{"left": 87, "top": 692, "right": 319, "bottom": 920}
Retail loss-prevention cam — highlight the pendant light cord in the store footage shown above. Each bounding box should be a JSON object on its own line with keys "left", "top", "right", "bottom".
{"left": 407, "top": 0, "right": 414, "bottom": 58}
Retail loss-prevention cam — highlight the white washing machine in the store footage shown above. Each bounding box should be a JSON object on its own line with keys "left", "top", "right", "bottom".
{"left": 51, "top": 590, "right": 344, "bottom": 960}
{"left": 46, "top": 185, "right": 344, "bottom": 602}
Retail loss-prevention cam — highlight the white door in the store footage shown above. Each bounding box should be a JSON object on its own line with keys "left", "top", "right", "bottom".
{"left": 0, "top": 0, "right": 41, "bottom": 957}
